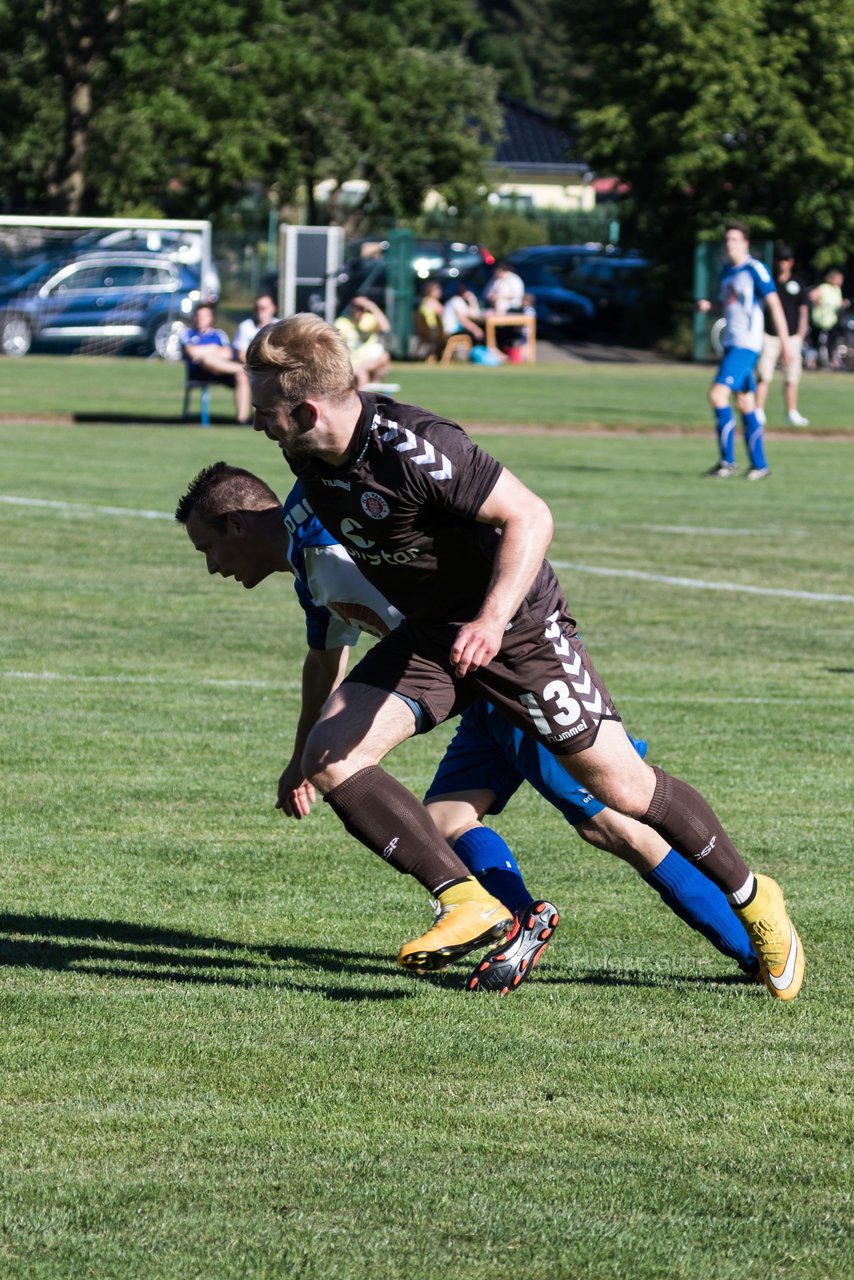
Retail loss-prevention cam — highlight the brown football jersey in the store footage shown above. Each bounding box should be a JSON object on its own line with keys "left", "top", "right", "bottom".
{"left": 289, "top": 393, "right": 563, "bottom": 626}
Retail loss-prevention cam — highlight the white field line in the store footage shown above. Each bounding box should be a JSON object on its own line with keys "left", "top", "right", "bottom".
{"left": 554, "top": 520, "right": 805, "bottom": 538}
{"left": 3, "top": 671, "right": 296, "bottom": 691}
{"left": 0, "top": 495, "right": 172, "bottom": 520}
{"left": 3, "top": 493, "right": 851, "bottom": 604}
{"left": 551, "top": 561, "right": 854, "bottom": 604}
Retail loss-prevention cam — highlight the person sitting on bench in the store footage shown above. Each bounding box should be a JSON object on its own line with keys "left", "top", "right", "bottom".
{"left": 181, "top": 302, "right": 250, "bottom": 423}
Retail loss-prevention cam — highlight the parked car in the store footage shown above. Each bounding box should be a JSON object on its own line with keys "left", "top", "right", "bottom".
{"left": 0, "top": 253, "right": 205, "bottom": 359}
{"left": 72, "top": 227, "right": 221, "bottom": 299}
{"left": 504, "top": 244, "right": 653, "bottom": 334}
{"left": 333, "top": 238, "right": 495, "bottom": 312}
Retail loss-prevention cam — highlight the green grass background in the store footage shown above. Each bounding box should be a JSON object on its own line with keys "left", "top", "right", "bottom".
{"left": 0, "top": 351, "right": 852, "bottom": 430}
{"left": 0, "top": 357, "right": 852, "bottom": 1278}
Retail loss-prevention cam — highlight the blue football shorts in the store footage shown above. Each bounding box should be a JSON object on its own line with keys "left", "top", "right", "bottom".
{"left": 714, "top": 346, "right": 760, "bottom": 394}
{"left": 424, "top": 700, "right": 648, "bottom": 827}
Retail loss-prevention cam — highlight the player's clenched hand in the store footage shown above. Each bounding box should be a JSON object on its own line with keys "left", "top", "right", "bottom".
{"left": 276, "top": 762, "right": 317, "bottom": 819}
{"left": 451, "top": 618, "right": 504, "bottom": 676}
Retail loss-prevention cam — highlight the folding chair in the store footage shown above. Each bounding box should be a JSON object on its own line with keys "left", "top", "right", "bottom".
{"left": 182, "top": 368, "right": 236, "bottom": 426}
{"left": 439, "top": 333, "right": 473, "bottom": 364}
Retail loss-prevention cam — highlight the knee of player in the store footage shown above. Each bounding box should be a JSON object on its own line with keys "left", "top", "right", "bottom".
{"left": 424, "top": 802, "right": 475, "bottom": 844}
{"left": 299, "top": 731, "right": 332, "bottom": 789}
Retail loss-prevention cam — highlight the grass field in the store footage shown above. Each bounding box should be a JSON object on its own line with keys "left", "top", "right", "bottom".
{"left": 1, "top": 356, "right": 852, "bottom": 1279}
{"left": 0, "top": 351, "right": 852, "bottom": 431}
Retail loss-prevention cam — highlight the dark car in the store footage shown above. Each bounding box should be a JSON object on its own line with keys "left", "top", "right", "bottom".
{"left": 333, "top": 238, "right": 495, "bottom": 312}
{"left": 0, "top": 253, "right": 205, "bottom": 359}
{"left": 504, "top": 244, "right": 652, "bottom": 334}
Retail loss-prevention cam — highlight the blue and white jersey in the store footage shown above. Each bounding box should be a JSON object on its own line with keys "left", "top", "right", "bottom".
{"left": 719, "top": 256, "right": 776, "bottom": 353}
{"left": 283, "top": 483, "right": 403, "bottom": 650}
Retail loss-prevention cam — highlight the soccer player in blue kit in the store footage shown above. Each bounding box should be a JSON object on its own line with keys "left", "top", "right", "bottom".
{"left": 176, "top": 463, "right": 759, "bottom": 994}
{"left": 697, "top": 222, "right": 792, "bottom": 480}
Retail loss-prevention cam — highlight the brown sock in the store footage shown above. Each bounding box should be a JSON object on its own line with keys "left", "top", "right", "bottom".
{"left": 324, "top": 766, "right": 470, "bottom": 894}
{"left": 643, "top": 765, "right": 752, "bottom": 895}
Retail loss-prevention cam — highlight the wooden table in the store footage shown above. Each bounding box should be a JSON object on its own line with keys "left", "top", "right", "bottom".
{"left": 484, "top": 312, "right": 537, "bottom": 363}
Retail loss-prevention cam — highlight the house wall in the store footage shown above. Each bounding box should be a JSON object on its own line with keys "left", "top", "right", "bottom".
{"left": 487, "top": 175, "right": 595, "bottom": 213}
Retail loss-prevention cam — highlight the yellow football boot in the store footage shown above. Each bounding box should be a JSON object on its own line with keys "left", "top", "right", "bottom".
{"left": 396, "top": 879, "right": 512, "bottom": 973}
{"left": 734, "top": 874, "right": 804, "bottom": 1001}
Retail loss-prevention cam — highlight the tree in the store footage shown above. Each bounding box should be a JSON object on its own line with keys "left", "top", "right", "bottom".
{"left": 253, "top": 0, "right": 500, "bottom": 227}
{"left": 558, "top": 0, "right": 854, "bottom": 300}
{"left": 0, "top": 0, "right": 499, "bottom": 225}
{"left": 469, "top": 0, "right": 571, "bottom": 116}
{"left": 0, "top": 0, "right": 272, "bottom": 216}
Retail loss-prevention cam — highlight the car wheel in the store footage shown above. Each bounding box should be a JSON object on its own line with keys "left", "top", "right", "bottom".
{"left": 1, "top": 314, "right": 32, "bottom": 356}
{"left": 149, "top": 317, "right": 187, "bottom": 361}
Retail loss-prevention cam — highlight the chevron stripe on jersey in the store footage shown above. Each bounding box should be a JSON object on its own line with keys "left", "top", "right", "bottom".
{"left": 544, "top": 611, "right": 604, "bottom": 717}
{"left": 374, "top": 412, "right": 453, "bottom": 482}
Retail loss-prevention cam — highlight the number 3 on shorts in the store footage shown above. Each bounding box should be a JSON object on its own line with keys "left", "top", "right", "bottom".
{"left": 520, "top": 681, "right": 582, "bottom": 736}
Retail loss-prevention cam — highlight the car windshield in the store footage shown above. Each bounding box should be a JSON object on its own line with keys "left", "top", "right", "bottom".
{"left": 2, "top": 260, "right": 55, "bottom": 291}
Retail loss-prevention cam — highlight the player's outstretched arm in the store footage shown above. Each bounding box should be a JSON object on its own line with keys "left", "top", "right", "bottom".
{"left": 277, "top": 645, "right": 348, "bottom": 818}
{"left": 451, "top": 469, "right": 553, "bottom": 677}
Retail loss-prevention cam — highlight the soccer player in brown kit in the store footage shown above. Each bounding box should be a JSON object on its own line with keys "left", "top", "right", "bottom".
{"left": 245, "top": 313, "right": 804, "bottom": 1000}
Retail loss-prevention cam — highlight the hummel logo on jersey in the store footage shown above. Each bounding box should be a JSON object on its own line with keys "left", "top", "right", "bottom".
{"left": 283, "top": 496, "right": 315, "bottom": 536}
{"left": 383, "top": 836, "right": 399, "bottom": 859}
{"left": 322, "top": 478, "right": 351, "bottom": 490}
{"left": 372, "top": 412, "right": 453, "bottom": 481}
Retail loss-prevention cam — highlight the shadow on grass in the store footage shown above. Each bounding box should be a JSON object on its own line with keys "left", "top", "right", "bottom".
{"left": 537, "top": 968, "right": 753, "bottom": 989}
{"left": 0, "top": 913, "right": 754, "bottom": 999}
{"left": 0, "top": 911, "right": 414, "bottom": 1001}
{"left": 72, "top": 413, "right": 246, "bottom": 427}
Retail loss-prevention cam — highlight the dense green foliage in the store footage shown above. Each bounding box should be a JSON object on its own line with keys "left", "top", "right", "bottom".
{"left": 559, "top": 0, "right": 854, "bottom": 271}
{"left": 0, "top": 0, "right": 498, "bottom": 222}
{"left": 1, "top": 399, "right": 851, "bottom": 1277}
{"left": 2, "top": 0, "right": 850, "bottom": 338}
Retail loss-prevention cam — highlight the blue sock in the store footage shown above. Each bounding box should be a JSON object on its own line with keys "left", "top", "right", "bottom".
{"left": 643, "top": 850, "right": 757, "bottom": 971}
{"left": 742, "top": 410, "right": 767, "bottom": 469}
{"left": 453, "top": 826, "right": 532, "bottom": 915}
{"left": 714, "top": 407, "right": 736, "bottom": 464}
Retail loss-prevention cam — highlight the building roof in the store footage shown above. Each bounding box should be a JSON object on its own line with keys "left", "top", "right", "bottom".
{"left": 494, "top": 94, "right": 587, "bottom": 175}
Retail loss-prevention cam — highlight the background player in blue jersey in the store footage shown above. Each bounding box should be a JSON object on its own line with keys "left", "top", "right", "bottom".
{"left": 175, "top": 462, "right": 758, "bottom": 992}
{"left": 697, "top": 222, "right": 792, "bottom": 481}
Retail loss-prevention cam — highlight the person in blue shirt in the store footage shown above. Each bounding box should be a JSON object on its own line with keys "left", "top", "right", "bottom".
{"left": 181, "top": 302, "right": 251, "bottom": 423}
{"left": 176, "top": 462, "right": 758, "bottom": 993}
{"left": 697, "top": 222, "right": 792, "bottom": 481}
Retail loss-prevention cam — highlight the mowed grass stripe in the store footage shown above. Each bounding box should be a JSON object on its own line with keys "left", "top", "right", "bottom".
{"left": 0, "top": 404, "right": 852, "bottom": 1280}
{"left": 4, "top": 487, "right": 853, "bottom": 603}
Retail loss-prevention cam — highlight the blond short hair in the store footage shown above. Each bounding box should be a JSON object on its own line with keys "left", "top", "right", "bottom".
{"left": 245, "top": 313, "right": 357, "bottom": 403}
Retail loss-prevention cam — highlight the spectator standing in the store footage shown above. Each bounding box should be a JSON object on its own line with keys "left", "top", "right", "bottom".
{"left": 484, "top": 261, "right": 525, "bottom": 314}
{"left": 484, "top": 260, "right": 525, "bottom": 355}
{"left": 755, "top": 248, "right": 810, "bottom": 427}
{"left": 809, "top": 269, "right": 850, "bottom": 368}
{"left": 697, "top": 222, "right": 791, "bottom": 481}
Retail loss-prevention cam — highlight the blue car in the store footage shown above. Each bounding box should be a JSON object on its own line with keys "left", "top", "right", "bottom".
{"left": 0, "top": 252, "right": 205, "bottom": 359}
{"left": 505, "top": 245, "right": 652, "bottom": 334}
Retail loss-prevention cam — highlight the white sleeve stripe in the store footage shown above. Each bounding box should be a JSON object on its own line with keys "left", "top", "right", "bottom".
{"left": 376, "top": 420, "right": 453, "bottom": 482}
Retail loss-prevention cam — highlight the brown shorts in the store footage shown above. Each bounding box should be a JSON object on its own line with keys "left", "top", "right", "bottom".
{"left": 344, "top": 603, "right": 620, "bottom": 754}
